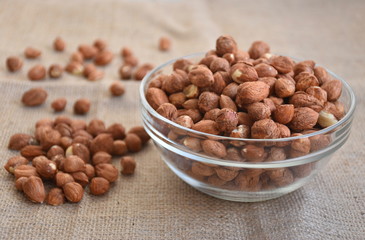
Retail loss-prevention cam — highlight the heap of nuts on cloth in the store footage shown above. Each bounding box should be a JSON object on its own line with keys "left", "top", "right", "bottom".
{"left": 4, "top": 36, "right": 171, "bottom": 205}
{"left": 145, "top": 35, "right": 344, "bottom": 189}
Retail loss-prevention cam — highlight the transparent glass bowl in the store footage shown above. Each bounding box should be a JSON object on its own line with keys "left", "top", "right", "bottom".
{"left": 139, "top": 53, "right": 356, "bottom": 202}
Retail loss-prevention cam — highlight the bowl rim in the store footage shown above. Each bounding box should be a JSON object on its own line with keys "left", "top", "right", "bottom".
{"left": 139, "top": 52, "right": 356, "bottom": 143}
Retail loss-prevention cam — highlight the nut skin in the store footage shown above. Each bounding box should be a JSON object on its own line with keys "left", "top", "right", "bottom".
{"left": 159, "top": 37, "right": 171, "bottom": 51}
{"left": 6, "top": 56, "right": 23, "bottom": 72}
{"left": 110, "top": 82, "right": 125, "bottom": 96}
{"left": 289, "top": 92, "right": 323, "bottom": 112}
{"left": 51, "top": 98, "right": 67, "bottom": 112}
{"left": 306, "top": 86, "right": 327, "bottom": 103}
{"left": 8, "top": 133, "right": 37, "bottom": 150}
{"left": 28, "top": 64, "right": 46, "bottom": 80}
{"left": 15, "top": 177, "right": 28, "bottom": 191}
{"left": 46, "top": 188, "right": 65, "bottom": 206}
{"left": 241, "top": 145, "right": 266, "bottom": 162}
{"left": 53, "top": 37, "right": 66, "bottom": 52}
{"left": 120, "top": 156, "right": 136, "bottom": 175}
{"left": 173, "top": 58, "right": 193, "bottom": 72}
{"left": 65, "top": 61, "right": 84, "bottom": 75}
{"left": 84, "top": 164, "right": 95, "bottom": 180}
{"left": 188, "top": 65, "right": 214, "bottom": 88}
{"left": 95, "top": 163, "right": 118, "bottom": 183}
{"left": 294, "top": 72, "right": 319, "bottom": 91}
{"left": 24, "top": 47, "right": 41, "bottom": 59}
{"left": 230, "top": 62, "right": 258, "bottom": 83}
{"left": 289, "top": 107, "right": 319, "bottom": 131}
{"left": 87, "top": 119, "right": 106, "bottom": 137}
{"left": 124, "top": 133, "right": 142, "bottom": 153}
{"left": 222, "top": 82, "right": 238, "bottom": 99}
{"left": 314, "top": 66, "right": 330, "bottom": 85}
{"left": 63, "top": 182, "right": 84, "bottom": 203}
{"left": 209, "top": 57, "right": 230, "bottom": 73}
{"left": 162, "top": 70, "right": 190, "bottom": 94}
{"left": 291, "top": 133, "right": 311, "bottom": 153}
{"left": 246, "top": 102, "right": 271, "bottom": 121}
{"left": 248, "top": 41, "right": 270, "bottom": 59}
{"left": 201, "top": 140, "right": 227, "bottom": 158}
{"left": 119, "top": 64, "right": 133, "bottom": 80}
{"left": 74, "top": 98, "right": 91, "bottom": 115}
{"left": 293, "top": 60, "right": 315, "bottom": 76}
{"left": 235, "top": 170, "right": 263, "bottom": 191}
{"left": 273, "top": 104, "right": 295, "bottom": 125}
{"left": 134, "top": 63, "right": 154, "bottom": 81}
{"left": 215, "top": 35, "right": 237, "bottom": 56}
{"left": 4, "top": 156, "right": 29, "bottom": 174}
{"left": 89, "top": 177, "right": 110, "bottom": 195}
{"left": 113, "top": 140, "right": 128, "bottom": 155}
{"left": 169, "top": 92, "right": 186, "bottom": 108}
{"left": 71, "top": 171, "right": 89, "bottom": 188}
{"left": 20, "top": 145, "right": 45, "bottom": 159}
{"left": 146, "top": 87, "right": 169, "bottom": 110}
{"left": 78, "top": 44, "right": 98, "bottom": 59}
{"left": 48, "top": 64, "right": 63, "bottom": 78}
{"left": 219, "top": 94, "right": 237, "bottom": 112}
{"left": 22, "top": 87, "right": 48, "bottom": 106}
{"left": 236, "top": 81, "right": 270, "bottom": 106}
{"left": 33, "top": 156, "right": 57, "bottom": 179}
{"left": 22, "top": 176, "right": 46, "bottom": 203}
{"left": 66, "top": 143, "right": 90, "bottom": 163}
{"left": 191, "top": 162, "right": 215, "bottom": 177}
{"left": 267, "top": 168, "right": 294, "bottom": 187}
{"left": 215, "top": 167, "right": 239, "bottom": 181}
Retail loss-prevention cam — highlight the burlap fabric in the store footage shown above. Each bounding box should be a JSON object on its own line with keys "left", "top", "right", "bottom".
{"left": 0, "top": 0, "right": 364, "bottom": 239}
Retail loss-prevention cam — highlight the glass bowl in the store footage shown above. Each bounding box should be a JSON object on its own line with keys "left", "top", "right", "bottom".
{"left": 139, "top": 53, "right": 356, "bottom": 202}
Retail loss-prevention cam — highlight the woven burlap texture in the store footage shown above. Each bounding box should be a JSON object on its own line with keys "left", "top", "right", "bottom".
{"left": 0, "top": 0, "right": 364, "bottom": 239}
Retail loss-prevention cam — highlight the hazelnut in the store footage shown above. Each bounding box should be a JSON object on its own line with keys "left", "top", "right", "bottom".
{"left": 236, "top": 81, "right": 270, "bottom": 106}
{"left": 209, "top": 57, "right": 230, "bottom": 73}
{"left": 289, "top": 92, "right": 323, "bottom": 112}
{"left": 219, "top": 94, "right": 237, "bottom": 112}
{"left": 71, "top": 171, "right": 89, "bottom": 187}
{"left": 203, "top": 108, "right": 221, "bottom": 121}
{"left": 86, "top": 119, "right": 105, "bottom": 137}
{"left": 291, "top": 133, "right": 311, "bottom": 153}
{"left": 55, "top": 171, "right": 75, "bottom": 187}
{"left": 273, "top": 104, "right": 294, "bottom": 124}
{"left": 87, "top": 69, "right": 104, "bottom": 81}
{"left": 66, "top": 143, "right": 90, "bottom": 163}
{"left": 33, "top": 156, "right": 57, "bottom": 179}
{"left": 215, "top": 108, "right": 238, "bottom": 133}
{"left": 94, "top": 50, "right": 114, "bottom": 66}
{"left": 146, "top": 87, "right": 169, "bottom": 110}
{"left": 20, "top": 145, "right": 45, "bottom": 159}
{"left": 120, "top": 156, "right": 136, "bottom": 175}
{"left": 113, "top": 140, "right": 128, "bottom": 155}
{"left": 270, "top": 56, "right": 294, "bottom": 74}
{"left": 207, "top": 175, "right": 227, "bottom": 187}
{"left": 191, "top": 162, "right": 215, "bottom": 177}
{"left": 78, "top": 44, "right": 98, "bottom": 59}
{"left": 251, "top": 119, "right": 280, "bottom": 139}
{"left": 124, "top": 133, "right": 142, "bottom": 153}
{"left": 156, "top": 103, "right": 178, "bottom": 121}
{"left": 306, "top": 86, "right": 327, "bottom": 103}
{"left": 247, "top": 102, "right": 271, "bottom": 121}
{"left": 106, "top": 123, "right": 126, "bottom": 140}
{"left": 230, "top": 124, "right": 250, "bottom": 139}
{"left": 15, "top": 177, "right": 28, "bottom": 191}
{"left": 173, "top": 59, "right": 193, "bottom": 72}
{"left": 267, "top": 168, "right": 294, "bottom": 187}
{"left": 321, "top": 79, "right": 342, "bottom": 101}
{"left": 74, "top": 98, "right": 91, "bottom": 115}
{"left": 53, "top": 37, "right": 66, "bottom": 52}
{"left": 6, "top": 56, "right": 23, "bottom": 72}
{"left": 70, "top": 52, "right": 84, "bottom": 63}
{"left": 83, "top": 63, "right": 97, "bottom": 78}
{"left": 183, "top": 84, "right": 199, "bottom": 99}
{"left": 48, "top": 64, "right": 63, "bottom": 78}
{"left": 22, "top": 87, "right": 48, "bottom": 106}
{"left": 192, "top": 120, "right": 220, "bottom": 135}
{"left": 177, "top": 109, "right": 202, "bottom": 123}
{"left": 119, "top": 64, "right": 133, "bottom": 80}
{"left": 63, "top": 155, "right": 86, "bottom": 173}
{"left": 230, "top": 62, "right": 258, "bottom": 83}
{"left": 241, "top": 145, "right": 266, "bottom": 162}
{"left": 121, "top": 47, "right": 133, "bottom": 58}
{"left": 237, "top": 112, "right": 254, "bottom": 126}
{"left": 235, "top": 170, "right": 263, "bottom": 191}
{"left": 215, "top": 35, "right": 237, "bottom": 56}
{"left": 23, "top": 176, "right": 46, "bottom": 203}
{"left": 89, "top": 177, "right": 110, "bottom": 195}
{"left": 215, "top": 167, "right": 239, "bottom": 181}
{"left": 267, "top": 147, "right": 287, "bottom": 161}
{"left": 248, "top": 41, "right": 270, "bottom": 59}
{"left": 4, "top": 156, "right": 29, "bottom": 174}
{"left": 8, "top": 133, "right": 37, "bottom": 150}
{"left": 110, "top": 82, "right": 125, "bottom": 96}
{"left": 169, "top": 92, "right": 186, "bottom": 108}
{"left": 124, "top": 55, "right": 139, "bottom": 67}
{"left": 254, "top": 63, "right": 278, "bottom": 77}
{"left": 198, "top": 92, "right": 220, "bottom": 113}
{"left": 24, "top": 47, "right": 41, "bottom": 59}
{"left": 294, "top": 72, "right": 319, "bottom": 91}
{"left": 51, "top": 98, "right": 67, "bottom": 112}
{"left": 159, "top": 37, "right": 171, "bottom": 51}
{"left": 134, "top": 63, "right": 154, "bottom": 81}
{"left": 14, "top": 165, "right": 39, "bottom": 179}
{"left": 201, "top": 140, "right": 227, "bottom": 158}
{"left": 90, "top": 133, "right": 114, "bottom": 154}
{"left": 188, "top": 65, "right": 214, "bottom": 88}
{"left": 84, "top": 164, "right": 95, "bottom": 180}
{"left": 95, "top": 163, "right": 118, "bottom": 183}
{"left": 293, "top": 60, "right": 315, "bottom": 76}
{"left": 318, "top": 110, "right": 338, "bottom": 128}
{"left": 37, "top": 126, "right": 61, "bottom": 150}
{"left": 274, "top": 78, "right": 296, "bottom": 98}
{"left": 222, "top": 83, "right": 239, "bottom": 99}
{"left": 183, "top": 137, "right": 202, "bottom": 152}
{"left": 63, "top": 182, "right": 84, "bottom": 203}
{"left": 289, "top": 107, "right": 319, "bottom": 131}
{"left": 46, "top": 188, "right": 65, "bottom": 206}
{"left": 93, "top": 39, "right": 108, "bottom": 51}
{"left": 127, "top": 126, "right": 150, "bottom": 144}
{"left": 314, "top": 66, "right": 330, "bottom": 85}
{"left": 92, "top": 151, "right": 112, "bottom": 165}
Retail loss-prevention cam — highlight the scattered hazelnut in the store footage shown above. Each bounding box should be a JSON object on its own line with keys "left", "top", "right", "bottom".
{"left": 159, "top": 37, "right": 171, "bottom": 51}
{"left": 63, "top": 182, "right": 84, "bottom": 203}
{"left": 74, "top": 98, "right": 91, "bottom": 115}
{"left": 24, "top": 47, "right": 41, "bottom": 59}
{"left": 22, "top": 176, "right": 46, "bottom": 203}
{"left": 28, "top": 64, "right": 46, "bottom": 81}
{"left": 6, "top": 56, "right": 23, "bottom": 72}
{"left": 110, "top": 82, "right": 125, "bottom": 96}
{"left": 120, "top": 156, "right": 136, "bottom": 175}
{"left": 48, "top": 64, "right": 63, "bottom": 78}
{"left": 51, "top": 98, "right": 67, "bottom": 112}
{"left": 46, "top": 188, "right": 65, "bottom": 206}
{"left": 53, "top": 37, "right": 66, "bottom": 52}
{"left": 89, "top": 177, "right": 110, "bottom": 195}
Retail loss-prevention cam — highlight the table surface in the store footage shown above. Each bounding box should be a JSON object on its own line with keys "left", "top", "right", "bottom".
{"left": 0, "top": 0, "right": 364, "bottom": 239}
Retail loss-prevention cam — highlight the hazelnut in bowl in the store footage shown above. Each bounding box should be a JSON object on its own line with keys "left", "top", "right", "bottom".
{"left": 139, "top": 36, "right": 356, "bottom": 202}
